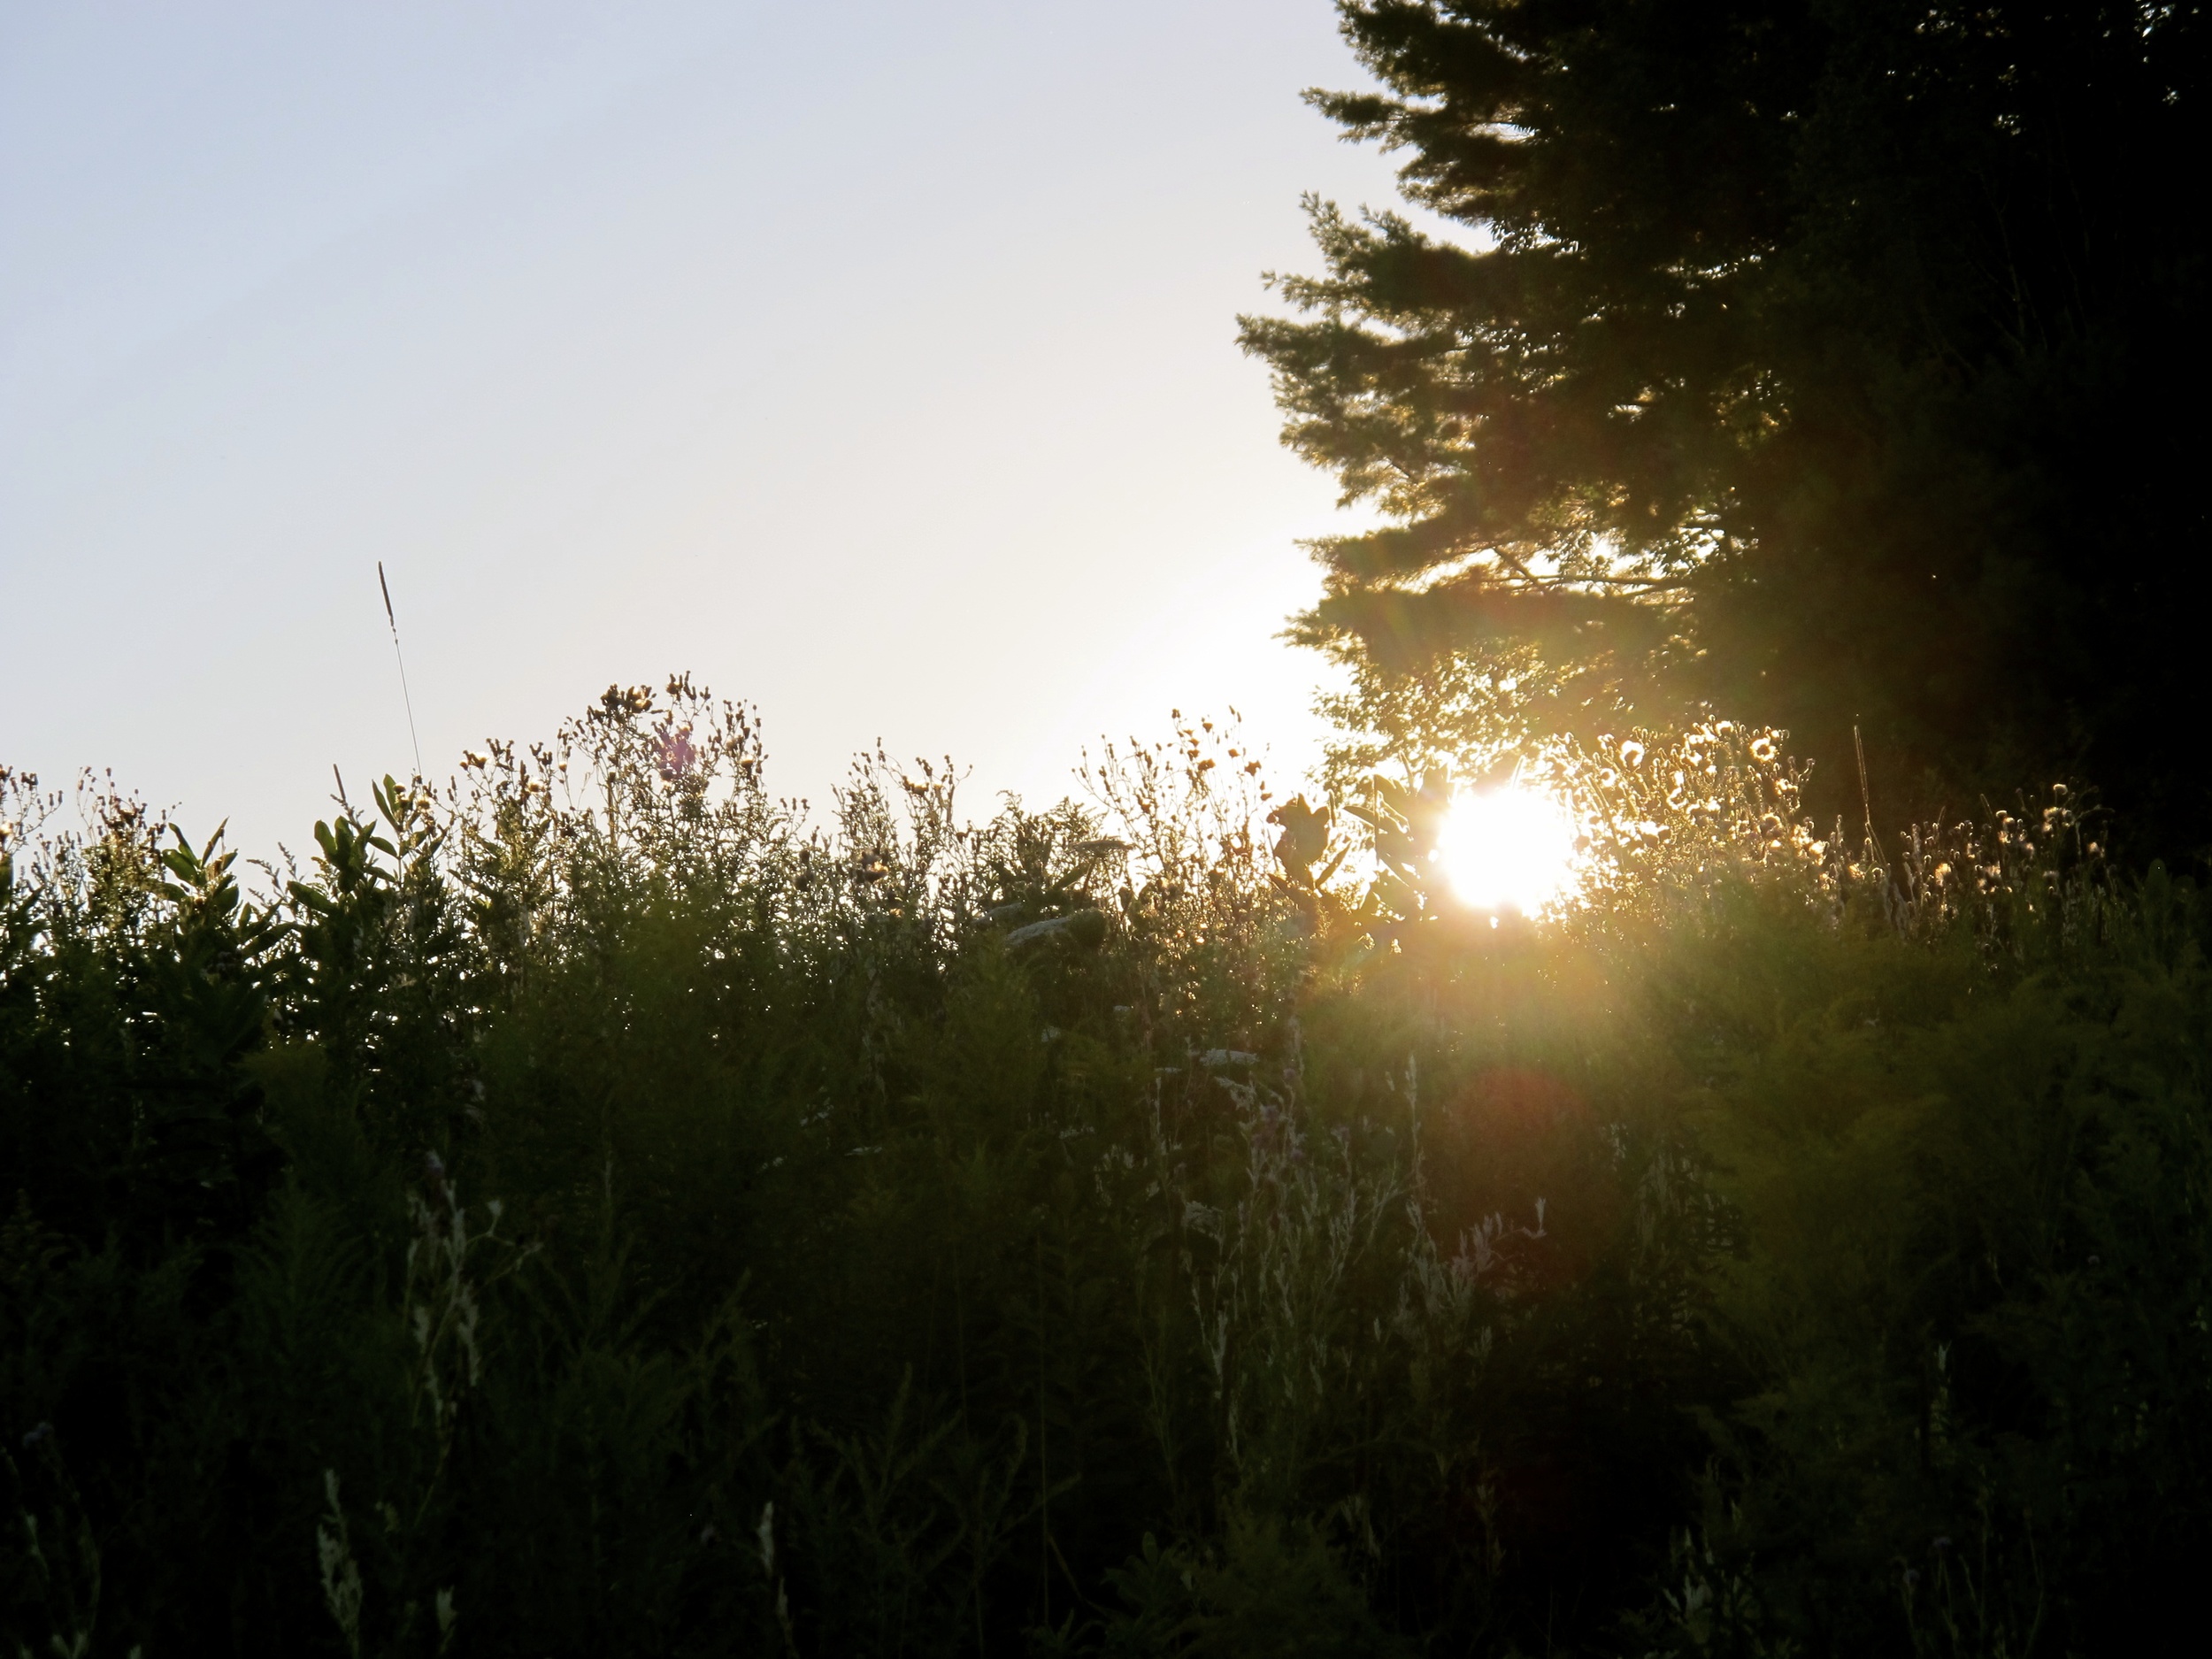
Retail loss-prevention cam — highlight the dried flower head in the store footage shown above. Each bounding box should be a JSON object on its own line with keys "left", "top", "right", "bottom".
{"left": 654, "top": 720, "right": 696, "bottom": 783}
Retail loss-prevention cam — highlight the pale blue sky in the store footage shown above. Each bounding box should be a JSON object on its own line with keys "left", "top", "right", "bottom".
{"left": 2, "top": 1, "right": 1414, "bottom": 853}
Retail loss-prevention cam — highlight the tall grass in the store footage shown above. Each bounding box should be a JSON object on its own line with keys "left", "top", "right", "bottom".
{"left": 3, "top": 683, "right": 2206, "bottom": 1655}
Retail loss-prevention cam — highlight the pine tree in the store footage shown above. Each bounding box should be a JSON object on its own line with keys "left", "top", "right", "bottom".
{"left": 1247, "top": 1, "right": 2209, "bottom": 852}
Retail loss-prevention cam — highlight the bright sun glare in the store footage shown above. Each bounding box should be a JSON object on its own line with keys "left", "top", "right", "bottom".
{"left": 1434, "top": 784, "right": 1581, "bottom": 917}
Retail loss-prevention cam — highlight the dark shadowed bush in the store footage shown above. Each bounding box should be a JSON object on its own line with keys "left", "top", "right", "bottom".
{"left": 3, "top": 691, "right": 2206, "bottom": 1656}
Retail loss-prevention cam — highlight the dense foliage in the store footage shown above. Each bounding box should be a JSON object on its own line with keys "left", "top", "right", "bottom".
{"left": 1245, "top": 0, "right": 2210, "bottom": 855}
{"left": 6, "top": 682, "right": 2208, "bottom": 1656}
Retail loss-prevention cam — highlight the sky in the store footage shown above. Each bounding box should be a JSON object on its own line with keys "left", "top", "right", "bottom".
{"left": 0, "top": 0, "right": 1422, "bottom": 855}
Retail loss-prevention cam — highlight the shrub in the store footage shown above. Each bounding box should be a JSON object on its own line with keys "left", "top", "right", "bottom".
{"left": 2, "top": 687, "right": 2204, "bottom": 1655}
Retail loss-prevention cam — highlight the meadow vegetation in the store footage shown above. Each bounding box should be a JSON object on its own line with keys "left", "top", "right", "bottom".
{"left": 6, "top": 676, "right": 2208, "bottom": 1655}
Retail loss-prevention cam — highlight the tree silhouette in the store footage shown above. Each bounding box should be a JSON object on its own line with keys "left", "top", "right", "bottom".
{"left": 1248, "top": 0, "right": 2209, "bottom": 854}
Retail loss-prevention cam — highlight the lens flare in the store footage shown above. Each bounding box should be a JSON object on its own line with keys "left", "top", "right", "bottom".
{"left": 1434, "top": 783, "right": 1579, "bottom": 916}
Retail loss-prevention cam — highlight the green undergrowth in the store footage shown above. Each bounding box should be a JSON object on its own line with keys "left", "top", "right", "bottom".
{"left": 3, "top": 683, "right": 2206, "bottom": 1656}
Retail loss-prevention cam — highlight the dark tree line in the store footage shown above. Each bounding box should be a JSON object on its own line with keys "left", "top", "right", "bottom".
{"left": 1247, "top": 0, "right": 2209, "bottom": 855}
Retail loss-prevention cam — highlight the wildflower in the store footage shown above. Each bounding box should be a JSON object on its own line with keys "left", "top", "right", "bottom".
{"left": 654, "top": 721, "right": 696, "bottom": 783}
{"left": 1750, "top": 735, "right": 1778, "bottom": 764}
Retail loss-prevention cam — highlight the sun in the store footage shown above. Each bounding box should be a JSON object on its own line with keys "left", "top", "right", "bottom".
{"left": 1433, "top": 782, "right": 1581, "bottom": 917}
